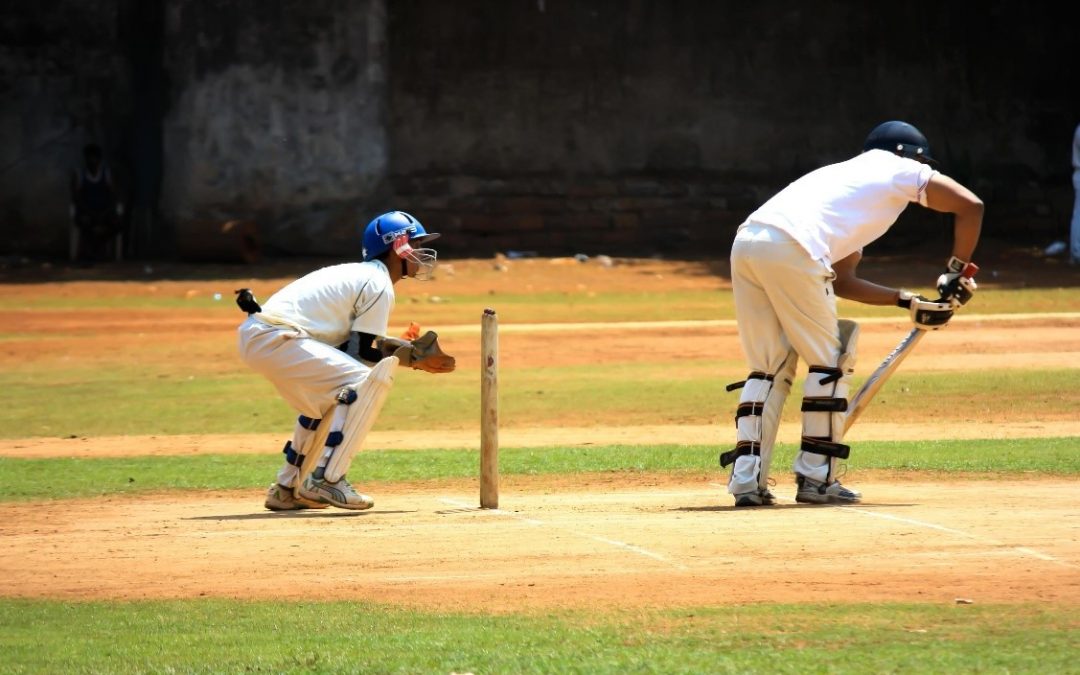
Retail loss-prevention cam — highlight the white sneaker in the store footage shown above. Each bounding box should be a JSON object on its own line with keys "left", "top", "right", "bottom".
{"left": 795, "top": 475, "right": 862, "bottom": 504}
{"left": 264, "top": 483, "right": 329, "bottom": 511}
{"left": 298, "top": 475, "right": 375, "bottom": 510}
{"left": 1044, "top": 241, "right": 1067, "bottom": 256}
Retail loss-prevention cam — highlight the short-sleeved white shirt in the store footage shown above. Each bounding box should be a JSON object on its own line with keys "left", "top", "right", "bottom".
{"left": 256, "top": 260, "right": 394, "bottom": 346}
{"left": 745, "top": 149, "right": 936, "bottom": 264}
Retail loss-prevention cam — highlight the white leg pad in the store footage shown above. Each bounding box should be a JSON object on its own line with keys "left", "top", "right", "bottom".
{"left": 754, "top": 350, "right": 797, "bottom": 491}
{"left": 794, "top": 319, "right": 859, "bottom": 482}
{"left": 727, "top": 350, "right": 797, "bottom": 495}
{"left": 323, "top": 356, "right": 397, "bottom": 482}
{"left": 295, "top": 417, "right": 337, "bottom": 496}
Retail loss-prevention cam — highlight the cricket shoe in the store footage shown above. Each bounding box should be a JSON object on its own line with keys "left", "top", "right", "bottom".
{"left": 298, "top": 475, "right": 375, "bottom": 510}
{"left": 264, "top": 483, "right": 329, "bottom": 511}
{"left": 794, "top": 475, "right": 862, "bottom": 504}
{"left": 733, "top": 488, "right": 777, "bottom": 507}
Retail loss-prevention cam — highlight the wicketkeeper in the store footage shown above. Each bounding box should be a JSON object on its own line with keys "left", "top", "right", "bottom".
{"left": 721, "top": 121, "right": 983, "bottom": 506}
{"left": 237, "top": 211, "right": 456, "bottom": 511}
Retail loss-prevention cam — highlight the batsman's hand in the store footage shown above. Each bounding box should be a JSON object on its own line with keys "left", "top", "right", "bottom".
{"left": 901, "top": 292, "right": 954, "bottom": 330}
{"left": 936, "top": 256, "right": 978, "bottom": 307}
{"left": 379, "top": 331, "right": 456, "bottom": 373}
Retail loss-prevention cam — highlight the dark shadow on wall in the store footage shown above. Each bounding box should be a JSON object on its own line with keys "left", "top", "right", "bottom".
{"left": 118, "top": 0, "right": 166, "bottom": 259}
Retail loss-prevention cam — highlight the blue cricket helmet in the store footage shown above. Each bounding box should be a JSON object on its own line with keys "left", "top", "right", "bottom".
{"left": 863, "top": 121, "right": 937, "bottom": 165}
{"left": 361, "top": 211, "right": 440, "bottom": 262}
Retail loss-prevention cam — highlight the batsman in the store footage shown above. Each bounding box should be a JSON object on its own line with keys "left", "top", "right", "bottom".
{"left": 721, "top": 121, "right": 983, "bottom": 507}
{"left": 236, "top": 211, "right": 456, "bottom": 511}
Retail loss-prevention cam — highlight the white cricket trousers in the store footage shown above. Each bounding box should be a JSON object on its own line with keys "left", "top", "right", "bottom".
{"left": 237, "top": 316, "right": 372, "bottom": 419}
{"left": 729, "top": 222, "right": 843, "bottom": 491}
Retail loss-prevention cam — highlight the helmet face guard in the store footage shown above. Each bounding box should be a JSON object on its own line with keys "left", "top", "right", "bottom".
{"left": 391, "top": 234, "right": 437, "bottom": 281}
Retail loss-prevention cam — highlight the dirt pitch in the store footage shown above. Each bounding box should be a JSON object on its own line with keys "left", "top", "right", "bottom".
{"left": 1, "top": 250, "right": 1078, "bottom": 610}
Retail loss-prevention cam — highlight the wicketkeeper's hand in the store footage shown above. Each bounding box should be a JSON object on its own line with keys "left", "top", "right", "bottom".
{"left": 936, "top": 256, "right": 978, "bottom": 308}
{"left": 377, "top": 331, "right": 456, "bottom": 373}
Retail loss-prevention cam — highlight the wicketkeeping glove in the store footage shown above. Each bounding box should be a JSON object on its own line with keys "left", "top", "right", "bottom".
{"left": 936, "top": 256, "right": 978, "bottom": 307}
{"left": 377, "top": 331, "right": 456, "bottom": 373}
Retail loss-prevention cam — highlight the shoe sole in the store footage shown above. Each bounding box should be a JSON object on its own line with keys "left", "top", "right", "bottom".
{"left": 297, "top": 488, "right": 374, "bottom": 511}
{"left": 311, "top": 495, "right": 374, "bottom": 510}
{"left": 265, "top": 498, "right": 331, "bottom": 511}
{"left": 292, "top": 494, "right": 331, "bottom": 509}
{"left": 795, "top": 494, "right": 861, "bottom": 505}
{"left": 734, "top": 495, "right": 778, "bottom": 507}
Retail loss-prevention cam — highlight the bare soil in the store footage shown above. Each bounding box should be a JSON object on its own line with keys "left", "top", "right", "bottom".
{"left": 2, "top": 252, "right": 1078, "bottom": 610}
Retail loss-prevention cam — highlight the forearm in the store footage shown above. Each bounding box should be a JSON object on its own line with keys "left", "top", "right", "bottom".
{"left": 950, "top": 207, "right": 983, "bottom": 263}
{"left": 340, "top": 332, "right": 385, "bottom": 363}
{"left": 833, "top": 277, "right": 905, "bottom": 306}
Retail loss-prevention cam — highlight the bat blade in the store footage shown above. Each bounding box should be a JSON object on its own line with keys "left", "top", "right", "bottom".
{"left": 843, "top": 328, "right": 925, "bottom": 434}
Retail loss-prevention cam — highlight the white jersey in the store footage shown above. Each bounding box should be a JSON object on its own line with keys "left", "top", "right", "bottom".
{"left": 256, "top": 260, "right": 394, "bottom": 346}
{"left": 745, "top": 149, "right": 936, "bottom": 264}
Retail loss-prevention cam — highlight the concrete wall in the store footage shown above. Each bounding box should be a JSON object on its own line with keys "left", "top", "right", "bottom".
{"left": 0, "top": 0, "right": 134, "bottom": 254}
{"left": 1, "top": 1, "right": 1077, "bottom": 259}
{"left": 161, "top": 0, "right": 387, "bottom": 256}
{"left": 388, "top": 1, "right": 1080, "bottom": 256}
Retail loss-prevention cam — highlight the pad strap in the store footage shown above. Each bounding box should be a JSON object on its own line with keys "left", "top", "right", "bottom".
{"left": 720, "top": 440, "right": 759, "bottom": 467}
{"left": 735, "top": 401, "right": 765, "bottom": 421}
{"left": 297, "top": 415, "right": 320, "bottom": 430}
{"left": 801, "top": 397, "right": 848, "bottom": 412}
{"left": 800, "top": 436, "right": 850, "bottom": 459}
{"left": 726, "top": 371, "right": 774, "bottom": 392}
{"left": 808, "top": 365, "right": 843, "bottom": 385}
{"left": 282, "top": 441, "right": 302, "bottom": 467}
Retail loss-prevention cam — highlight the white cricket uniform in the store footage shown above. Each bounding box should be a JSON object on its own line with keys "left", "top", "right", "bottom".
{"left": 237, "top": 260, "right": 395, "bottom": 419}
{"left": 727, "top": 149, "right": 935, "bottom": 494}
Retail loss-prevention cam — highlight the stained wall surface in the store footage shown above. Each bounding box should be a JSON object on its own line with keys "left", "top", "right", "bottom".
{"left": 1, "top": 1, "right": 1076, "bottom": 258}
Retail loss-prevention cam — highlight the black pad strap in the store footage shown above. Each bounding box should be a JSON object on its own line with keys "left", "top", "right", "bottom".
{"left": 809, "top": 365, "right": 843, "bottom": 385}
{"left": 282, "top": 441, "right": 302, "bottom": 467}
{"left": 800, "top": 436, "right": 850, "bottom": 459}
{"left": 720, "top": 440, "right": 759, "bottom": 467}
{"left": 726, "top": 371, "right": 774, "bottom": 392}
{"left": 735, "top": 401, "right": 765, "bottom": 420}
{"left": 801, "top": 396, "right": 848, "bottom": 413}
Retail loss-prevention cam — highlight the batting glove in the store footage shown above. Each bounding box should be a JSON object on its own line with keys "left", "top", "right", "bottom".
{"left": 936, "top": 256, "right": 978, "bottom": 307}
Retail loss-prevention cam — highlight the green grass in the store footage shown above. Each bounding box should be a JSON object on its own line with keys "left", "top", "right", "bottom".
{"left": 837, "top": 285, "right": 1080, "bottom": 317}
{"left": 0, "top": 437, "right": 1075, "bottom": 502}
{"left": 3, "top": 285, "right": 1077, "bottom": 320}
{"left": 0, "top": 599, "right": 1073, "bottom": 674}
{"left": 2, "top": 361, "right": 1077, "bottom": 438}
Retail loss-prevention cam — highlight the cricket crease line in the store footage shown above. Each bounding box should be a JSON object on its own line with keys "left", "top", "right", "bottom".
{"left": 709, "top": 482, "right": 1076, "bottom": 569}
{"left": 835, "top": 505, "right": 1077, "bottom": 569}
{"left": 437, "top": 497, "right": 688, "bottom": 570}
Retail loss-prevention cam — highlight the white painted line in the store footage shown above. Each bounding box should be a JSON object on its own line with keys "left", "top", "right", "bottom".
{"left": 437, "top": 497, "right": 688, "bottom": 570}
{"left": 589, "top": 535, "right": 678, "bottom": 565}
{"left": 835, "top": 504, "right": 1078, "bottom": 569}
{"left": 710, "top": 484, "right": 1076, "bottom": 568}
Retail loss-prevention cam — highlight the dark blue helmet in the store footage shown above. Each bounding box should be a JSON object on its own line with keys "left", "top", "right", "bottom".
{"left": 362, "top": 211, "right": 439, "bottom": 262}
{"left": 863, "top": 121, "right": 936, "bottom": 165}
